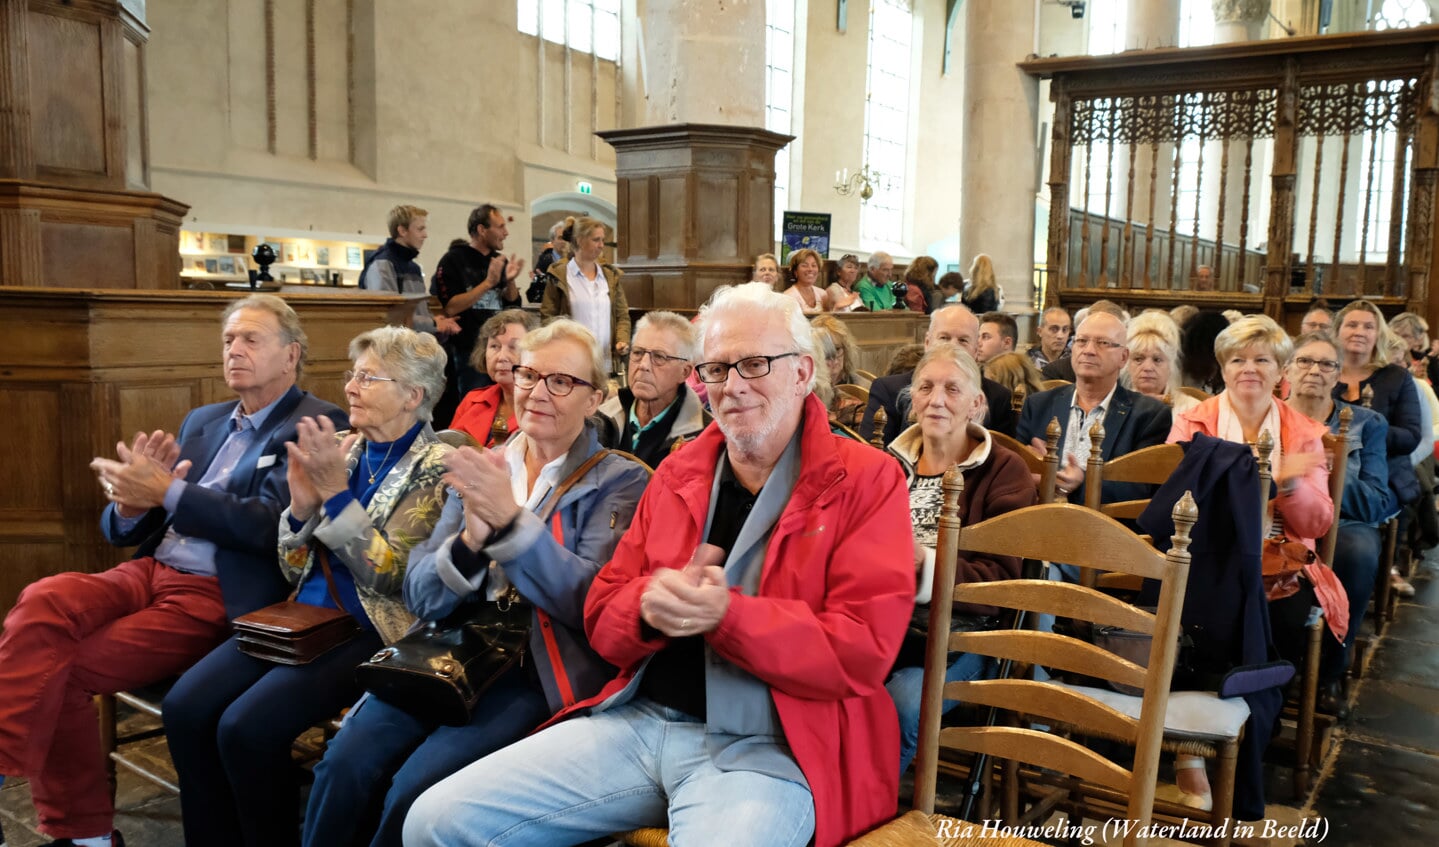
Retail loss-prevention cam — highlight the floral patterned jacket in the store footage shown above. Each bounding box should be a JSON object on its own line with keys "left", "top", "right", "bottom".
{"left": 277, "top": 425, "right": 452, "bottom": 644}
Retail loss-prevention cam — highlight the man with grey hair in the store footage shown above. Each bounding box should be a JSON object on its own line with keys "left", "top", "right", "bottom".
{"left": 0, "top": 294, "right": 345, "bottom": 847}
{"left": 859, "top": 303, "right": 1019, "bottom": 445}
{"left": 856, "top": 250, "right": 897, "bottom": 311}
{"left": 404, "top": 282, "right": 916, "bottom": 847}
{"left": 596, "top": 310, "right": 710, "bottom": 468}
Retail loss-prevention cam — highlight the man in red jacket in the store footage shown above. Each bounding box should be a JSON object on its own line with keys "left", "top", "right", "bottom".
{"left": 404, "top": 283, "right": 916, "bottom": 847}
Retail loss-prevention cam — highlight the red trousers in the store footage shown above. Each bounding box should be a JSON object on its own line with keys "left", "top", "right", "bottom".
{"left": 0, "top": 557, "right": 228, "bottom": 837}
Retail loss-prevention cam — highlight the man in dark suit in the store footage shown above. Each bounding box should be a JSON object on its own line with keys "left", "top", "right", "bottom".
{"left": 859, "top": 304, "right": 1017, "bottom": 445}
{"left": 1017, "top": 310, "right": 1171, "bottom": 505}
{"left": 0, "top": 294, "right": 345, "bottom": 847}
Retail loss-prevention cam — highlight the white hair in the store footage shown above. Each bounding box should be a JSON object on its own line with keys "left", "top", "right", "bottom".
{"left": 867, "top": 250, "right": 893, "bottom": 269}
{"left": 635, "top": 310, "right": 700, "bottom": 362}
{"left": 699, "top": 282, "right": 818, "bottom": 391}
{"left": 929, "top": 302, "right": 976, "bottom": 331}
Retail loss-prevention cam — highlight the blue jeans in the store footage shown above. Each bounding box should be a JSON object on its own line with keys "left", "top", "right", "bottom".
{"left": 887, "top": 652, "right": 993, "bottom": 775}
{"left": 403, "top": 698, "right": 816, "bottom": 847}
{"left": 301, "top": 664, "right": 549, "bottom": 847}
{"left": 1321, "top": 521, "right": 1382, "bottom": 682}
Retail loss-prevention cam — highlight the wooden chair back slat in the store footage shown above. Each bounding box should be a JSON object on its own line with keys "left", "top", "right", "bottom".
{"left": 1177, "top": 386, "right": 1210, "bottom": 403}
{"left": 990, "top": 429, "right": 1044, "bottom": 475}
{"left": 1041, "top": 379, "right": 1072, "bottom": 390}
{"left": 835, "top": 383, "right": 869, "bottom": 404}
{"left": 951, "top": 579, "right": 1157, "bottom": 634}
{"left": 955, "top": 504, "right": 1173, "bottom": 581}
{"left": 939, "top": 726, "right": 1135, "bottom": 794}
{"left": 944, "top": 679, "right": 1139, "bottom": 742}
{"left": 950, "top": 629, "right": 1147, "bottom": 691}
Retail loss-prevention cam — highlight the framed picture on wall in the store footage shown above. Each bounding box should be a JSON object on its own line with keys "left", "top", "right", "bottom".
{"left": 216, "top": 257, "right": 236, "bottom": 275}
{"left": 346, "top": 246, "right": 363, "bottom": 267}
{"left": 317, "top": 247, "right": 330, "bottom": 266}
{"left": 204, "top": 259, "right": 218, "bottom": 274}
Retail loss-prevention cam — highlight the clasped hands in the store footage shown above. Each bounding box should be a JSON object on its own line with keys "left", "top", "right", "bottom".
{"left": 641, "top": 544, "right": 730, "bottom": 638}
{"left": 1028, "top": 437, "right": 1084, "bottom": 497}
{"left": 285, "top": 416, "right": 359, "bottom": 522}
{"left": 442, "top": 446, "right": 523, "bottom": 552}
{"left": 90, "top": 430, "right": 193, "bottom": 518}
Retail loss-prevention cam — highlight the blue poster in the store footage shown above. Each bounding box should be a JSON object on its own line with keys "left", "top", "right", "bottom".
{"left": 781, "top": 212, "right": 831, "bottom": 261}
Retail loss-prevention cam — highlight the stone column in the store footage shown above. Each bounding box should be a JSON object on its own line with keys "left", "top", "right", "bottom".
{"left": 637, "top": 0, "right": 765, "bottom": 127}
{"left": 1124, "top": 0, "right": 1182, "bottom": 239}
{"left": 960, "top": 0, "right": 1039, "bottom": 311}
{"left": 1212, "top": 0, "right": 1272, "bottom": 43}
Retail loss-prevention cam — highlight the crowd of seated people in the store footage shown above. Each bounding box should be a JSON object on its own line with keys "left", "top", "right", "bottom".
{"left": 1, "top": 215, "right": 1435, "bottom": 847}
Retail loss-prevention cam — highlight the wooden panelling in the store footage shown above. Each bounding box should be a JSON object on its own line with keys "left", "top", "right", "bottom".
{"left": 27, "top": 11, "right": 107, "bottom": 175}
{"left": 0, "top": 385, "right": 64, "bottom": 511}
{"left": 657, "top": 176, "right": 688, "bottom": 259}
{"left": 696, "top": 174, "right": 738, "bottom": 258}
{"left": 0, "top": 542, "right": 68, "bottom": 624}
{"left": 40, "top": 221, "right": 135, "bottom": 288}
{"left": 122, "top": 34, "right": 146, "bottom": 189}
{"left": 115, "top": 383, "right": 199, "bottom": 438}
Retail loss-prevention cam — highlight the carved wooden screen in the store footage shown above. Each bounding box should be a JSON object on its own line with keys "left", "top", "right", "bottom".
{"left": 1023, "top": 28, "right": 1439, "bottom": 327}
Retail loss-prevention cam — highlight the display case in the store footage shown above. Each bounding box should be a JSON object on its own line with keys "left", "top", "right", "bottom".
{"left": 179, "top": 230, "right": 381, "bottom": 288}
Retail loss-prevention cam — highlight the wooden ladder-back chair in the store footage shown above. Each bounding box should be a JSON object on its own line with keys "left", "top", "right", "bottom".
{"left": 853, "top": 368, "right": 878, "bottom": 387}
{"left": 836, "top": 383, "right": 870, "bottom": 405}
{"left": 893, "top": 475, "right": 1199, "bottom": 846}
{"left": 988, "top": 417, "right": 1062, "bottom": 505}
{"left": 1177, "top": 386, "right": 1212, "bottom": 404}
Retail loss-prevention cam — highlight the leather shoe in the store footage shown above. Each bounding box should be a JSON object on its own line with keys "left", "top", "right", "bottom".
{"left": 41, "top": 832, "right": 124, "bottom": 847}
{"left": 1319, "top": 680, "right": 1350, "bottom": 719}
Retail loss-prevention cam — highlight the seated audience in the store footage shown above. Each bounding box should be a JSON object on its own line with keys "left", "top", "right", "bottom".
{"left": 885, "top": 344, "right": 1036, "bottom": 773}
{"left": 937, "top": 271, "right": 965, "bottom": 304}
{"left": 811, "top": 314, "right": 865, "bottom": 388}
{"left": 1284, "top": 331, "right": 1394, "bottom": 713}
{"left": 962, "top": 254, "right": 1002, "bottom": 314}
{"left": 811, "top": 322, "right": 865, "bottom": 430}
{"left": 595, "top": 311, "right": 709, "bottom": 468}
{"left": 402, "top": 282, "right": 915, "bottom": 847}
{"left": 1301, "top": 301, "right": 1334, "bottom": 335}
{"left": 885, "top": 343, "right": 926, "bottom": 377}
{"left": 753, "top": 252, "right": 781, "bottom": 287}
{"left": 857, "top": 250, "right": 898, "bottom": 311}
{"left": 860, "top": 305, "right": 1019, "bottom": 444}
{"left": 783, "top": 248, "right": 831, "bottom": 314}
{"left": 1389, "top": 311, "right": 1439, "bottom": 401}
{"left": 1168, "top": 314, "right": 1342, "bottom": 809}
{"left": 902, "top": 256, "right": 939, "bottom": 313}
{"left": 540, "top": 216, "right": 631, "bottom": 374}
{"left": 1027, "top": 305, "right": 1072, "bottom": 370}
{"left": 1179, "top": 310, "right": 1231, "bottom": 395}
{"left": 984, "top": 351, "right": 1044, "bottom": 407}
{"left": 1124, "top": 310, "right": 1200, "bottom": 415}
{"left": 1018, "top": 310, "right": 1172, "bottom": 505}
{"left": 825, "top": 253, "right": 865, "bottom": 311}
{"left": 449, "top": 309, "right": 539, "bottom": 447}
{"left": 0, "top": 295, "right": 343, "bottom": 847}
{"left": 301, "top": 319, "right": 649, "bottom": 847}
{"left": 164, "top": 326, "right": 452, "bottom": 847}
{"left": 1333, "top": 301, "right": 1422, "bottom": 515}
{"left": 1041, "top": 299, "right": 1128, "bottom": 381}
{"left": 976, "top": 311, "right": 1018, "bottom": 366}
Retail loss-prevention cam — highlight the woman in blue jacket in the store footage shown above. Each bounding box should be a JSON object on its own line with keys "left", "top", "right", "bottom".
{"left": 301, "top": 319, "right": 649, "bottom": 847}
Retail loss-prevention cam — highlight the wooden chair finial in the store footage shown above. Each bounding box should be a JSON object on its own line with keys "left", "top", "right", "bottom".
{"left": 1171, "top": 490, "right": 1198, "bottom": 557}
{"left": 1361, "top": 384, "right": 1375, "bottom": 408}
{"left": 870, "top": 406, "right": 888, "bottom": 449}
{"left": 1087, "top": 418, "right": 1106, "bottom": 467}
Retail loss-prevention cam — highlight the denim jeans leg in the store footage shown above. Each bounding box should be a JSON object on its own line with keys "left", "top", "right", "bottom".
{"left": 402, "top": 700, "right": 672, "bottom": 847}
{"left": 887, "top": 651, "right": 993, "bottom": 776}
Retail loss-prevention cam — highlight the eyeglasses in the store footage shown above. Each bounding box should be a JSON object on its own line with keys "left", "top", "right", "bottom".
{"left": 511, "top": 366, "right": 595, "bottom": 396}
{"left": 344, "top": 370, "right": 398, "bottom": 389}
{"left": 628, "top": 348, "right": 687, "bottom": 367}
{"left": 1292, "top": 356, "right": 1340, "bottom": 374}
{"left": 694, "top": 353, "right": 798, "bottom": 384}
{"left": 1072, "top": 336, "right": 1122, "bottom": 351}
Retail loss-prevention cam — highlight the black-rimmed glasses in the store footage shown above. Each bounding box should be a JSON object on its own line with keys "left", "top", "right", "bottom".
{"left": 511, "top": 366, "right": 595, "bottom": 396}
{"left": 694, "top": 353, "right": 798, "bottom": 384}
{"left": 1292, "top": 356, "right": 1340, "bottom": 374}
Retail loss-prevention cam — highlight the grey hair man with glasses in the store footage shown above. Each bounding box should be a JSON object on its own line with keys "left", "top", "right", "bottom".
{"left": 1016, "top": 310, "right": 1171, "bottom": 504}
{"left": 404, "top": 282, "right": 915, "bottom": 847}
{"left": 595, "top": 310, "right": 711, "bottom": 468}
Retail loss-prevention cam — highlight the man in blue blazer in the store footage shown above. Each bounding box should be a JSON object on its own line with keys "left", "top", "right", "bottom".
{"left": 0, "top": 294, "right": 345, "bottom": 847}
{"left": 1016, "top": 311, "right": 1171, "bottom": 505}
{"left": 859, "top": 304, "right": 1018, "bottom": 445}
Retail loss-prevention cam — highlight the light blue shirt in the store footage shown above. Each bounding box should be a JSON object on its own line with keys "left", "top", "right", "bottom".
{"left": 112, "top": 396, "right": 283, "bottom": 576}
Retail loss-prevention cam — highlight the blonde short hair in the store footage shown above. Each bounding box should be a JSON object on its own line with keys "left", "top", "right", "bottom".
{"left": 1124, "top": 311, "right": 1183, "bottom": 396}
{"left": 386, "top": 204, "right": 428, "bottom": 238}
{"left": 1214, "top": 314, "right": 1294, "bottom": 369}
{"left": 522, "top": 318, "right": 607, "bottom": 392}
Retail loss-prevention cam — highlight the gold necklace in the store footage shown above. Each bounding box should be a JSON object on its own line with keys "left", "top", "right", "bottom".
{"left": 365, "top": 438, "right": 398, "bottom": 484}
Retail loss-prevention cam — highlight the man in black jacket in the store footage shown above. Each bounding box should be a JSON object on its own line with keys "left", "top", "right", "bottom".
{"left": 859, "top": 304, "right": 1017, "bottom": 445}
{"left": 360, "top": 204, "right": 459, "bottom": 340}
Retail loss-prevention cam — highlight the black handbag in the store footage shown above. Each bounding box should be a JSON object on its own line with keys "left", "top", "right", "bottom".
{"left": 356, "top": 592, "right": 530, "bottom": 726}
{"left": 354, "top": 449, "right": 613, "bottom": 725}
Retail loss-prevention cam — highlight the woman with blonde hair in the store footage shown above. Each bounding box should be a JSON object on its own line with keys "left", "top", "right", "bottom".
{"left": 1333, "top": 300, "right": 1423, "bottom": 508}
{"left": 540, "top": 216, "right": 631, "bottom": 373}
{"left": 982, "top": 352, "right": 1043, "bottom": 404}
{"left": 1123, "top": 310, "right": 1199, "bottom": 414}
{"left": 810, "top": 314, "right": 864, "bottom": 388}
{"left": 962, "top": 254, "right": 1003, "bottom": 314}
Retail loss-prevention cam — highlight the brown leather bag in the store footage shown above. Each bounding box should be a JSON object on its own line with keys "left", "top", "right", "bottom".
{"left": 1261, "top": 536, "right": 1315, "bottom": 602}
{"left": 233, "top": 548, "right": 359, "bottom": 665}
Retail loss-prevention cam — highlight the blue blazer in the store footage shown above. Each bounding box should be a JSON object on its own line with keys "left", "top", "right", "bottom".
{"left": 101, "top": 385, "right": 347, "bottom": 619}
{"left": 1016, "top": 382, "right": 1171, "bottom": 505}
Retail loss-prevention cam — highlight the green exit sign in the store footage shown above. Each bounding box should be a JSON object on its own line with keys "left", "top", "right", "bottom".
{"left": 577, "top": 181, "right": 593, "bottom": 195}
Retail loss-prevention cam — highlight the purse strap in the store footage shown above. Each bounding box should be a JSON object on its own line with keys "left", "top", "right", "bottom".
{"left": 538, "top": 449, "right": 614, "bottom": 524}
{"left": 314, "top": 547, "right": 349, "bottom": 612}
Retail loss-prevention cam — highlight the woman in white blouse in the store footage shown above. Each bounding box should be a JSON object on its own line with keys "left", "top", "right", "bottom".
{"left": 783, "top": 248, "right": 830, "bottom": 315}
{"left": 540, "top": 216, "right": 631, "bottom": 374}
